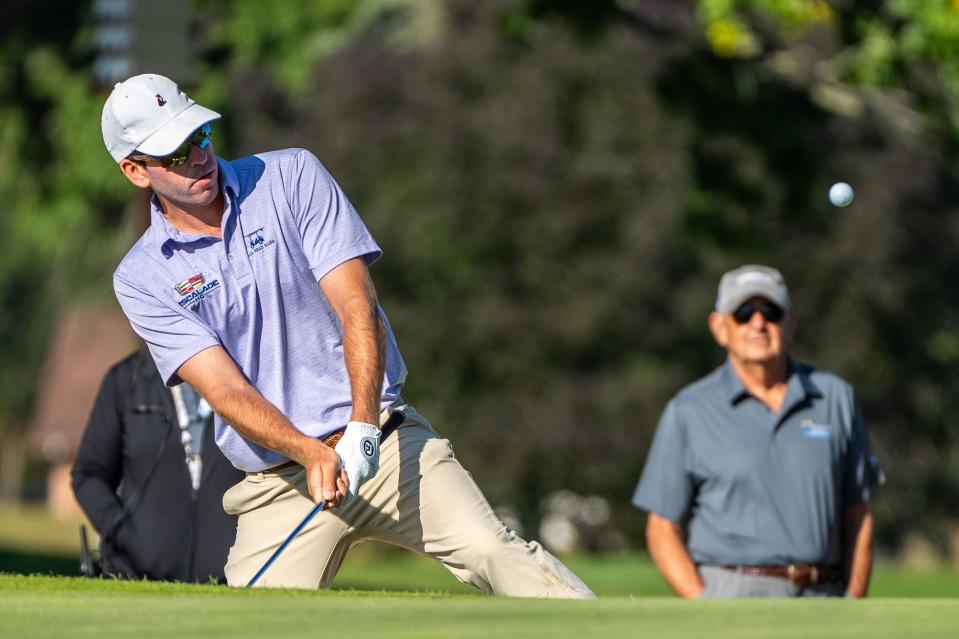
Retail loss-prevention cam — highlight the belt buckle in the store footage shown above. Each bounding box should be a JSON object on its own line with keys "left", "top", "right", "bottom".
{"left": 786, "top": 564, "right": 817, "bottom": 586}
{"left": 322, "top": 428, "right": 345, "bottom": 448}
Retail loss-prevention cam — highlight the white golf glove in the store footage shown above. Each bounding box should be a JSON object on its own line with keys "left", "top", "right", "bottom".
{"left": 334, "top": 421, "right": 381, "bottom": 499}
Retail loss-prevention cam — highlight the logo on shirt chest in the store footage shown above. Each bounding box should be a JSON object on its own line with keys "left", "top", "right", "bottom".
{"left": 174, "top": 273, "right": 221, "bottom": 308}
{"left": 800, "top": 419, "right": 832, "bottom": 439}
{"left": 245, "top": 227, "right": 276, "bottom": 256}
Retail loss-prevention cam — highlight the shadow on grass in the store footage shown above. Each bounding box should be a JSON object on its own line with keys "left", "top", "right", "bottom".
{"left": 0, "top": 548, "right": 80, "bottom": 576}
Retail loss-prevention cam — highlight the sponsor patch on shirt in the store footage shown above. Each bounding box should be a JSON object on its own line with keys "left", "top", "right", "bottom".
{"left": 245, "top": 227, "right": 276, "bottom": 256}
{"left": 175, "top": 274, "right": 204, "bottom": 295}
{"left": 800, "top": 419, "right": 832, "bottom": 439}
{"left": 174, "top": 273, "right": 221, "bottom": 308}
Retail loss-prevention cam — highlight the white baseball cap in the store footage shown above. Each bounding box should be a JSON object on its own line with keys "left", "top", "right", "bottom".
{"left": 101, "top": 74, "right": 221, "bottom": 164}
{"left": 715, "top": 264, "right": 791, "bottom": 314}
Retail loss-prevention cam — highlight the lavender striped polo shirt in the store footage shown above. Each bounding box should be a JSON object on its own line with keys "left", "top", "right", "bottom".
{"left": 114, "top": 148, "right": 407, "bottom": 471}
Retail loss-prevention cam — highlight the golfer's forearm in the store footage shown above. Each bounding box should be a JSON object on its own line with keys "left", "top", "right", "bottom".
{"left": 646, "top": 513, "right": 704, "bottom": 598}
{"left": 342, "top": 308, "right": 385, "bottom": 425}
{"left": 208, "top": 385, "right": 317, "bottom": 463}
{"left": 177, "top": 346, "right": 320, "bottom": 463}
{"left": 320, "top": 260, "right": 386, "bottom": 426}
{"left": 319, "top": 259, "right": 385, "bottom": 427}
{"left": 844, "top": 506, "right": 874, "bottom": 597}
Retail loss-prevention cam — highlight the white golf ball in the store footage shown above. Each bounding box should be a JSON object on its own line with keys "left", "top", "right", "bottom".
{"left": 828, "top": 182, "right": 854, "bottom": 207}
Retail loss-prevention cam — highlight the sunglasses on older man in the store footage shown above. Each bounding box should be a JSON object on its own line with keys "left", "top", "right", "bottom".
{"left": 128, "top": 123, "right": 212, "bottom": 168}
{"left": 731, "top": 302, "right": 785, "bottom": 324}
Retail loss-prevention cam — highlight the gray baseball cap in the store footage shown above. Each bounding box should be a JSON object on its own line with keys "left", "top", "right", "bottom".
{"left": 715, "top": 264, "right": 790, "bottom": 314}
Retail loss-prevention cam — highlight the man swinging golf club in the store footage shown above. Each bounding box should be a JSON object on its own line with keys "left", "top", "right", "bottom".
{"left": 103, "top": 73, "right": 594, "bottom": 597}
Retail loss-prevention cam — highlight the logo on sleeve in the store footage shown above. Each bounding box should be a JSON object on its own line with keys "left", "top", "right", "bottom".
{"left": 174, "top": 273, "right": 221, "bottom": 307}
{"left": 245, "top": 227, "right": 276, "bottom": 256}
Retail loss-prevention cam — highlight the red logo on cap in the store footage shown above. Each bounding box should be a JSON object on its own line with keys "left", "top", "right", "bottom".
{"left": 156, "top": 94, "right": 167, "bottom": 107}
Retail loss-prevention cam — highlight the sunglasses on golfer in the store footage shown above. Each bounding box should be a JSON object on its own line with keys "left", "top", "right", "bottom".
{"left": 128, "top": 123, "right": 212, "bottom": 168}
{"left": 731, "top": 301, "right": 785, "bottom": 324}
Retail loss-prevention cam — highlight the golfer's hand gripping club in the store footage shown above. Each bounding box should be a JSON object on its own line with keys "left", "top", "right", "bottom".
{"left": 334, "top": 421, "right": 381, "bottom": 499}
{"left": 303, "top": 439, "right": 348, "bottom": 508}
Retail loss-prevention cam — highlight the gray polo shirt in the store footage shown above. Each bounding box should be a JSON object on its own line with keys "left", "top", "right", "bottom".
{"left": 114, "top": 149, "right": 407, "bottom": 472}
{"left": 632, "top": 361, "right": 882, "bottom": 567}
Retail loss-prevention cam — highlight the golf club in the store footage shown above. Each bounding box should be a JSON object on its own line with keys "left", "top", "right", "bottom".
{"left": 245, "top": 499, "right": 326, "bottom": 587}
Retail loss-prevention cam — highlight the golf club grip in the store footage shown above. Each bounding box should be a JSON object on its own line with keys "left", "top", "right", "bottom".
{"left": 245, "top": 499, "right": 326, "bottom": 588}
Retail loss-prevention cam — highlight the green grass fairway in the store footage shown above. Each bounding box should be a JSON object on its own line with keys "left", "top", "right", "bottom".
{"left": 2, "top": 574, "right": 958, "bottom": 639}
{"left": 3, "top": 505, "right": 959, "bottom": 637}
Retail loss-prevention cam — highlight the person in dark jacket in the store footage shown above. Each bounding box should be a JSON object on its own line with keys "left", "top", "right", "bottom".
{"left": 71, "top": 346, "right": 244, "bottom": 582}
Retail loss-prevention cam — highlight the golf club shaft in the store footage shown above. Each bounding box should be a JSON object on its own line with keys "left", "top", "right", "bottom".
{"left": 245, "top": 499, "right": 326, "bottom": 587}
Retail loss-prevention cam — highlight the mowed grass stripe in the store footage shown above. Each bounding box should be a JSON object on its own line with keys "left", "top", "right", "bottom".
{"left": 3, "top": 575, "right": 959, "bottom": 639}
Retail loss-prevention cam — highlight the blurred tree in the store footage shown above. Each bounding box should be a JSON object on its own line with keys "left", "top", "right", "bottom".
{"left": 193, "top": 0, "right": 444, "bottom": 93}
{"left": 0, "top": 0, "right": 135, "bottom": 499}
{"left": 0, "top": 1, "right": 80, "bottom": 499}
{"left": 693, "top": 1, "right": 959, "bottom": 144}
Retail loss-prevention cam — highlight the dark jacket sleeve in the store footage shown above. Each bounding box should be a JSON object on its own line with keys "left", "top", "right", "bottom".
{"left": 71, "top": 364, "right": 127, "bottom": 539}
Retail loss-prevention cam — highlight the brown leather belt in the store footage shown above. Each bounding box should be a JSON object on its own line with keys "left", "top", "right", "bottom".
{"left": 255, "top": 409, "right": 405, "bottom": 475}
{"left": 720, "top": 564, "right": 843, "bottom": 587}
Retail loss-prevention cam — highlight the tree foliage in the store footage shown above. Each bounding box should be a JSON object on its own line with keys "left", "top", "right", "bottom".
{"left": 0, "top": 2, "right": 130, "bottom": 437}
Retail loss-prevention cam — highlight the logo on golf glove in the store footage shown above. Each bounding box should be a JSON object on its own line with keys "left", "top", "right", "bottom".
{"left": 335, "top": 421, "right": 381, "bottom": 499}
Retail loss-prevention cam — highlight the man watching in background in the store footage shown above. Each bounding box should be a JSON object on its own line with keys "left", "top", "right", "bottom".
{"left": 632, "top": 264, "right": 883, "bottom": 598}
{"left": 72, "top": 346, "right": 243, "bottom": 582}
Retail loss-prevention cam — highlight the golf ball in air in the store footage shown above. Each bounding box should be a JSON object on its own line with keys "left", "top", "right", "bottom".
{"left": 828, "top": 182, "right": 854, "bottom": 207}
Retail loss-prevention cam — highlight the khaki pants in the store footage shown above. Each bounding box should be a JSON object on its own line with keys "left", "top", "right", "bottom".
{"left": 223, "top": 404, "right": 594, "bottom": 598}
